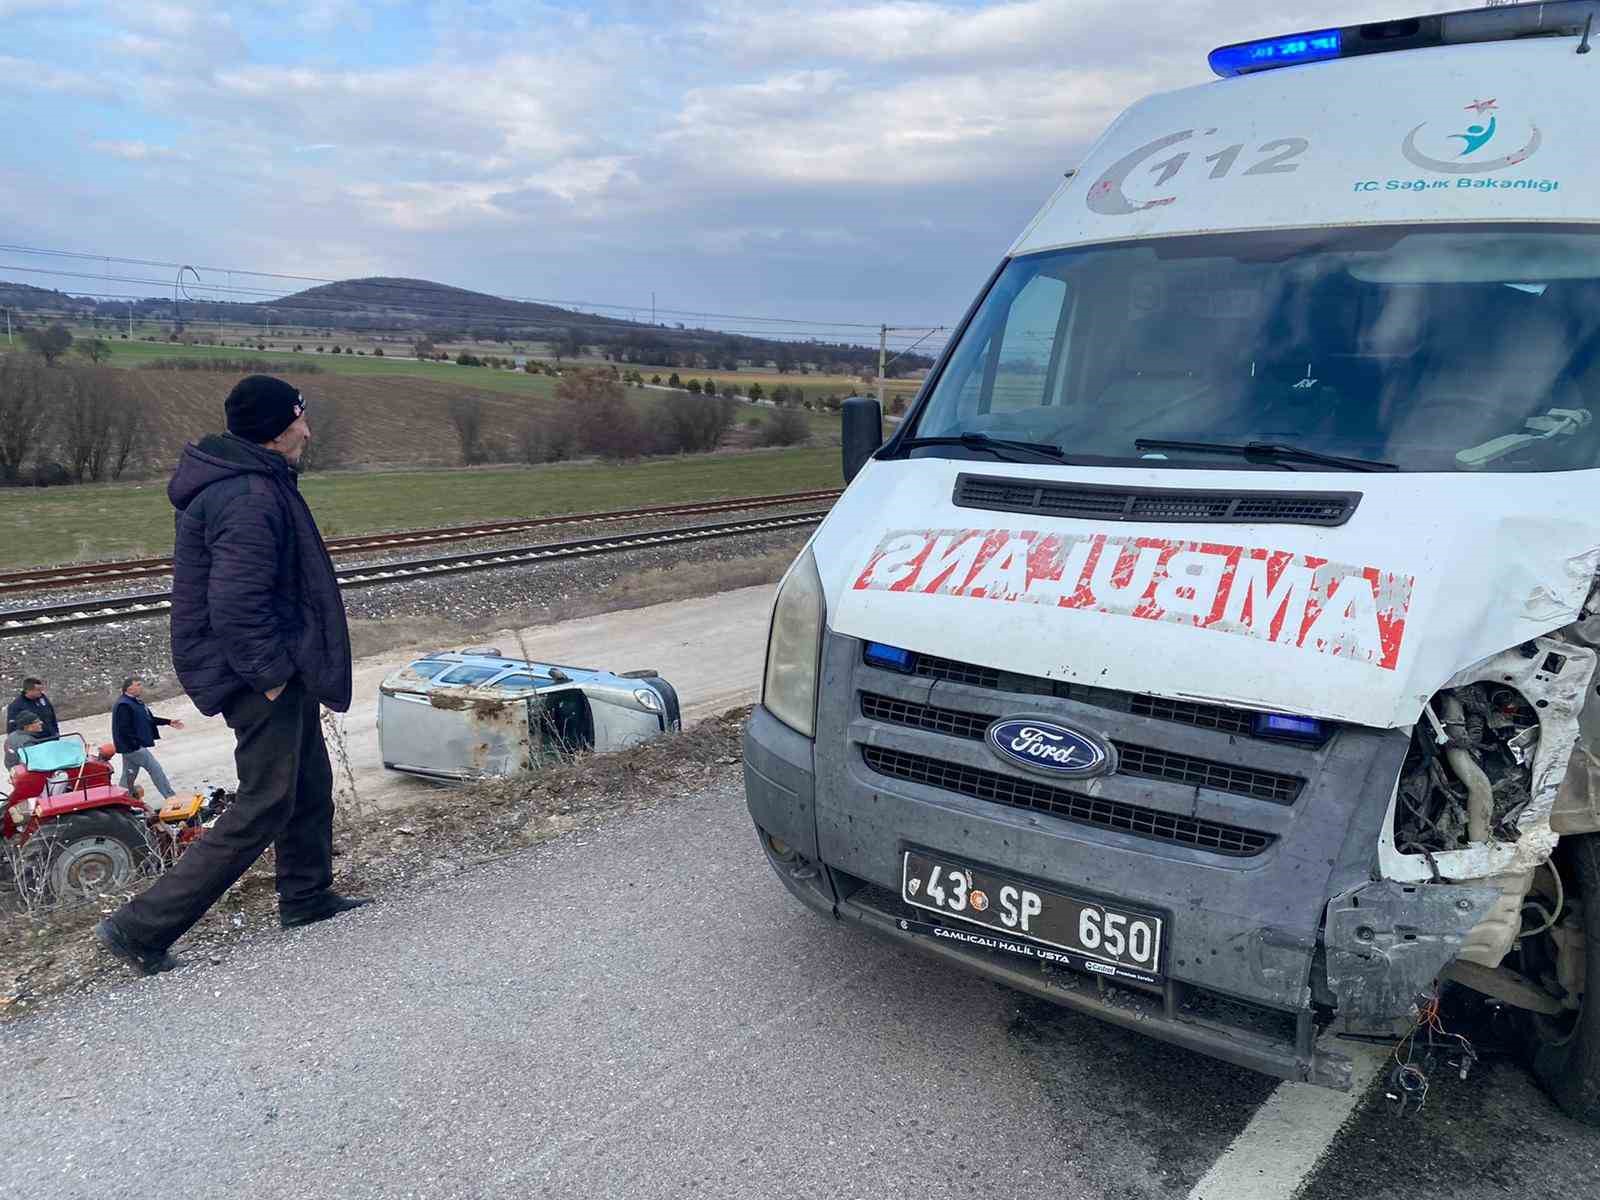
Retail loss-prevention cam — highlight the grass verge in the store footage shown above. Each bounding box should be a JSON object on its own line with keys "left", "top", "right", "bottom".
{"left": 0, "top": 448, "right": 838, "bottom": 568}
{"left": 0, "top": 707, "right": 750, "bottom": 1018}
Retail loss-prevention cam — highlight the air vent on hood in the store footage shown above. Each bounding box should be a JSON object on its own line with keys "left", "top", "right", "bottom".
{"left": 953, "top": 474, "right": 1359, "bottom": 527}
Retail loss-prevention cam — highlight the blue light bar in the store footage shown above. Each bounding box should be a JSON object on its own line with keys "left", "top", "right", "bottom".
{"left": 1209, "top": 28, "right": 1341, "bottom": 77}
{"left": 1253, "top": 712, "right": 1327, "bottom": 741}
{"left": 864, "top": 642, "right": 914, "bottom": 673}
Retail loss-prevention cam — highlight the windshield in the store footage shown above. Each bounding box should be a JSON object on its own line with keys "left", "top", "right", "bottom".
{"left": 907, "top": 225, "right": 1600, "bottom": 472}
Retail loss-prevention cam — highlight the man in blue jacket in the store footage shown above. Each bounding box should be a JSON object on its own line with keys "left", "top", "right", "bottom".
{"left": 97, "top": 376, "right": 367, "bottom": 975}
{"left": 112, "top": 676, "right": 184, "bottom": 804}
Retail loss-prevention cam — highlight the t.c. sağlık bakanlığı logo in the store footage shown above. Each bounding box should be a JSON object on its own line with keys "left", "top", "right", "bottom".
{"left": 1401, "top": 98, "right": 1540, "bottom": 173}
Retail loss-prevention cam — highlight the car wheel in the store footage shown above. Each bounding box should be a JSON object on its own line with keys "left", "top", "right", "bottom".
{"left": 1523, "top": 833, "right": 1600, "bottom": 1124}
{"left": 27, "top": 811, "right": 152, "bottom": 903}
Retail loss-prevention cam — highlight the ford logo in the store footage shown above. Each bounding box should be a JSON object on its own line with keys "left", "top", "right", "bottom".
{"left": 986, "top": 717, "right": 1116, "bottom": 779}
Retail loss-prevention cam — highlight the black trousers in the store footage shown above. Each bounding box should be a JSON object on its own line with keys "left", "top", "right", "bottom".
{"left": 115, "top": 678, "right": 334, "bottom": 952}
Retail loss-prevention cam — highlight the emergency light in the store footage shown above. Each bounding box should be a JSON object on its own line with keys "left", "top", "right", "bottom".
{"left": 1252, "top": 712, "right": 1328, "bottom": 742}
{"left": 864, "top": 642, "right": 915, "bottom": 672}
{"left": 1209, "top": 1, "right": 1600, "bottom": 78}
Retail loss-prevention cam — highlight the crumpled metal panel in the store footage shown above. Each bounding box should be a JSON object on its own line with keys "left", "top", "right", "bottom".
{"left": 1326, "top": 879, "right": 1502, "bottom": 1036}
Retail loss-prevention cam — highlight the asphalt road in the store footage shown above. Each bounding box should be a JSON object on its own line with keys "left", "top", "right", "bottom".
{"left": 5, "top": 776, "right": 1598, "bottom": 1199}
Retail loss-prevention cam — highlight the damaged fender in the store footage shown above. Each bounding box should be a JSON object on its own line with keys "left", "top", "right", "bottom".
{"left": 1325, "top": 879, "right": 1502, "bottom": 1036}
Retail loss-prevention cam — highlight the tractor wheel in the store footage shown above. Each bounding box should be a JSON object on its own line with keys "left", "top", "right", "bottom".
{"left": 1523, "top": 833, "right": 1600, "bottom": 1125}
{"left": 26, "top": 811, "right": 151, "bottom": 903}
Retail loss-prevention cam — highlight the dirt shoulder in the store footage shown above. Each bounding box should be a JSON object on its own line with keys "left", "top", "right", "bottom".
{"left": 1, "top": 707, "right": 750, "bottom": 1020}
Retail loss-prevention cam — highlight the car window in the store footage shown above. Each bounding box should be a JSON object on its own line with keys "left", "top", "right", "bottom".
{"left": 990, "top": 273, "right": 1070, "bottom": 413}
{"left": 435, "top": 664, "right": 500, "bottom": 687}
{"left": 405, "top": 660, "right": 453, "bottom": 679}
{"left": 489, "top": 673, "right": 542, "bottom": 692}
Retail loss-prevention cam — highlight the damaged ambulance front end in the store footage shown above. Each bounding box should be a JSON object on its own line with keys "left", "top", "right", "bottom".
{"left": 745, "top": 9, "right": 1600, "bottom": 1119}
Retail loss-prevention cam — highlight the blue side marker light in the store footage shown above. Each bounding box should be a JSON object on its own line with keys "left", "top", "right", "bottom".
{"left": 864, "top": 642, "right": 915, "bottom": 672}
{"left": 1209, "top": 29, "right": 1341, "bottom": 77}
{"left": 1253, "top": 712, "right": 1327, "bottom": 741}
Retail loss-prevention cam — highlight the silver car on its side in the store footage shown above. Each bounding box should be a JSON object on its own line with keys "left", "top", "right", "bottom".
{"left": 377, "top": 649, "right": 681, "bottom": 781}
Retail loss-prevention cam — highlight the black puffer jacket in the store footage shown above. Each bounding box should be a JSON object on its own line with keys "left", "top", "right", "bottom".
{"left": 168, "top": 434, "right": 352, "bottom": 716}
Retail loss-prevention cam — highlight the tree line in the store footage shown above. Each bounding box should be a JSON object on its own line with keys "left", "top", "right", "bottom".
{"left": 449, "top": 369, "right": 809, "bottom": 467}
{"left": 0, "top": 354, "right": 154, "bottom": 486}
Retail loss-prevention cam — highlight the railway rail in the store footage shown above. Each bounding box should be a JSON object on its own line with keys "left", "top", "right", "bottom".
{"left": 0, "top": 509, "right": 828, "bottom": 639}
{"left": 0, "top": 489, "right": 842, "bottom": 597}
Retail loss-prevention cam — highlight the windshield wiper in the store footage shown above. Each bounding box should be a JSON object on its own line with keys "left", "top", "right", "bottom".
{"left": 1133, "top": 438, "right": 1398, "bottom": 473}
{"left": 899, "top": 432, "right": 1071, "bottom": 464}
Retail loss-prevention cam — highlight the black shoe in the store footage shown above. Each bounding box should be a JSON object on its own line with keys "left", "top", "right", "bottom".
{"left": 94, "top": 919, "right": 182, "bottom": 976}
{"left": 279, "top": 892, "right": 372, "bottom": 929}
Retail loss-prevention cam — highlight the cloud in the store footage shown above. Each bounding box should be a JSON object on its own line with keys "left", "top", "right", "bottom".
{"left": 0, "top": 55, "right": 116, "bottom": 98}
{"left": 0, "top": 0, "right": 1480, "bottom": 329}
{"left": 91, "top": 139, "right": 190, "bottom": 161}
{"left": 663, "top": 63, "right": 1154, "bottom": 186}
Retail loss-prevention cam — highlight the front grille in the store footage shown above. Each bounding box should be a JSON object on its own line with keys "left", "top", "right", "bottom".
{"left": 914, "top": 655, "right": 1001, "bottom": 690}
{"left": 862, "top": 745, "right": 1273, "bottom": 856}
{"left": 953, "top": 473, "right": 1359, "bottom": 527}
{"left": 1130, "top": 694, "right": 1253, "bottom": 738}
{"left": 860, "top": 693, "right": 1302, "bottom": 804}
{"left": 893, "top": 650, "right": 1283, "bottom": 741}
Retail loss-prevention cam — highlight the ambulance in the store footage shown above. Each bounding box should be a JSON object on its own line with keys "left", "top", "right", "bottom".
{"left": 744, "top": 2, "right": 1600, "bottom": 1120}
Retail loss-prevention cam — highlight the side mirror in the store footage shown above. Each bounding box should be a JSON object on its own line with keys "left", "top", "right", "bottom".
{"left": 841, "top": 395, "right": 883, "bottom": 483}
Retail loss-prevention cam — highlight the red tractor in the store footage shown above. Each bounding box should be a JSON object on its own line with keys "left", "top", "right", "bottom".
{"left": 2, "top": 735, "right": 226, "bottom": 903}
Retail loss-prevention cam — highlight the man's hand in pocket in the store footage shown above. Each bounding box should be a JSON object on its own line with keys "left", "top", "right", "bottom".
{"left": 265, "top": 685, "right": 285, "bottom": 702}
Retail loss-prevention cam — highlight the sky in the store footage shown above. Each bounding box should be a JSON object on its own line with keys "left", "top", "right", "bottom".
{"left": 0, "top": 0, "right": 1464, "bottom": 339}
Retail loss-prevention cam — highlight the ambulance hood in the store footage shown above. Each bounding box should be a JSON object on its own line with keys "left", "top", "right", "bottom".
{"left": 1014, "top": 36, "right": 1596, "bottom": 256}
{"left": 817, "top": 458, "right": 1600, "bottom": 730}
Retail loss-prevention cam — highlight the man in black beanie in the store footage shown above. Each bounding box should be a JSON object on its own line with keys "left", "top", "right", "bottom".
{"left": 96, "top": 375, "right": 367, "bottom": 975}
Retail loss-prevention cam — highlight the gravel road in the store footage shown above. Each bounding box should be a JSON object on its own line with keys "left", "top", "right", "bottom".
{"left": 2, "top": 523, "right": 810, "bottom": 723}
{"left": 4, "top": 774, "right": 1597, "bottom": 1200}
{"left": 53, "top": 584, "right": 780, "bottom": 810}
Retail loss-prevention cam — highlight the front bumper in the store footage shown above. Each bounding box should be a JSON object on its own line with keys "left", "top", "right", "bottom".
{"left": 742, "top": 633, "right": 1504, "bottom": 1088}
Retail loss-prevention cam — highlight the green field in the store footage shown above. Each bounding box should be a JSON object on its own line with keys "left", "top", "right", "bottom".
{"left": 0, "top": 446, "right": 842, "bottom": 569}
{"left": 97, "top": 338, "right": 563, "bottom": 399}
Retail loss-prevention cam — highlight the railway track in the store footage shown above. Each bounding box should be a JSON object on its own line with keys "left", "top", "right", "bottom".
{"left": 0, "top": 510, "right": 828, "bottom": 639}
{"left": 0, "top": 489, "right": 842, "bottom": 597}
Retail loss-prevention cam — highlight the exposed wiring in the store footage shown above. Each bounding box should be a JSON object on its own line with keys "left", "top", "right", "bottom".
{"left": 1386, "top": 988, "right": 1477, "bottom": 1117}
{"left": 1517, "top": 859, "right": 1566, "bottom": 941}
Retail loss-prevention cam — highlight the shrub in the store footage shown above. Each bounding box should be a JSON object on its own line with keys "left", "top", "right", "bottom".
{"left": 136, "top": 357, "right": 323, "bottom": 374}
{"left": 558, "top": 367, "right": 647, "bottom": 461}
{"left": 757, "top": 407, "right": 810, "bottom": 447}
{"left": 652, "top": 391, "right": 736, "bottom": 455}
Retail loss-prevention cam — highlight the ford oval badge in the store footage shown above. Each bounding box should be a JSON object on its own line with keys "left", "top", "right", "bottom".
{"left": 986, "top": 717, "right": 1117, "bottom": 779}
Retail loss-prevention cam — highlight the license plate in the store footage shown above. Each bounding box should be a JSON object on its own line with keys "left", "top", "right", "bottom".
{"left": 900, "top": 850, "right": 1164, "bottom": 978}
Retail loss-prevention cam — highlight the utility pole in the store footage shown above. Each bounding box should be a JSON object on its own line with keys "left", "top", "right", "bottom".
{"left": 4, "top": 307, "right": 11, "bottom": 345}
{"left": 651, "top": 292, "right": 656, "bottom": 326}
{"left": 878, "top": 324, "right": 888, "bottom": 410}
{"left": 128, "top": 301, "right": 134, "bottom": 340}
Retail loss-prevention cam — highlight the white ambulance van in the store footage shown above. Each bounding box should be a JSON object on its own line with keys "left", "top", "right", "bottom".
{"left": 744, "top": 2, "right": 1600, "bottom": 1120}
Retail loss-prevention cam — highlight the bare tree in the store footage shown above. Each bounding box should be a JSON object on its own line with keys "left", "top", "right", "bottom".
{"left": 0, "top": 355, "right": 51, "bottom": 482}
{"left": 22, "top": 324, "right": 73, "bottom": 366}
{"left": 109, "top": 390, "right": 152, "bottom": 480}
{"left": 557, "top": 368, "right": 645, "bottom": 461}
{"left": 300, "top": 393, "right": 351, "bottom": 472}
{"left": 57, "top": 368, "right": 120, "bottom": 482}
{"left": 653, "top": 391, "right": 736, "bottom": 454}
{"left": 449, "top": 395, "right": 487, "bottom": 464}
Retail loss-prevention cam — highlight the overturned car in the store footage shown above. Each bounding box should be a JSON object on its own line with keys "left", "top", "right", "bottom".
{"left": 378, "top": 649, "right": 681, "bottom": 781}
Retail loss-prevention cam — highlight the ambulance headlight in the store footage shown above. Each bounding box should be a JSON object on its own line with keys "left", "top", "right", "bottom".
{"left": 762, "top": 548, "right": 826, "bottom": 738}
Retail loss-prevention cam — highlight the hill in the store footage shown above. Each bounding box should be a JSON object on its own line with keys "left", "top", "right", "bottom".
{"left": 2, "top": 273, "right": 932, "bottom": 377}
{"left": 277, "top": 276, "right": 631, "bottom": 335}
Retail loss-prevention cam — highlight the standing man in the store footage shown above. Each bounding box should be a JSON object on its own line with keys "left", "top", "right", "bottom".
{"left": 96, "top": 376, "right": 367, "bottom": 976}
{"left": 7, "top": 676, "right": 58, "bottom": 738}
{"left": 112, "top": 676, "right": 185, "bottom": 804}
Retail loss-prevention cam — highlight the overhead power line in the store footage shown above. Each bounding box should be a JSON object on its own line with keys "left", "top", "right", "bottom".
{"left": 0, "top": 243, "right": 946, "bottom": 335}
